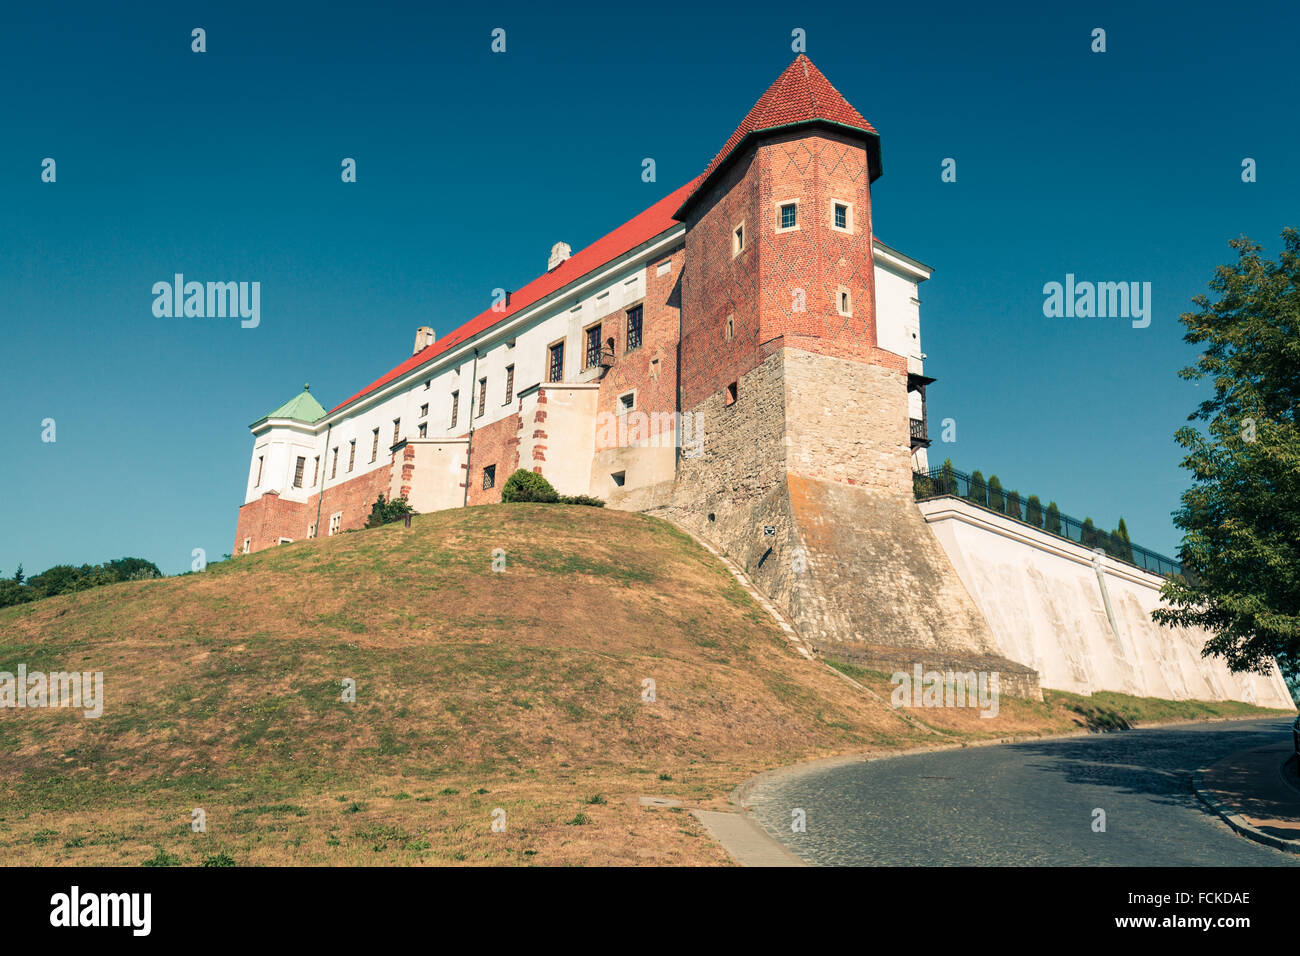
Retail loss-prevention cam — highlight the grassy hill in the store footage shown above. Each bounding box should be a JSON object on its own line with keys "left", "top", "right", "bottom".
{"left": 0, "top": 504, "right": 1289, "bottom": 866}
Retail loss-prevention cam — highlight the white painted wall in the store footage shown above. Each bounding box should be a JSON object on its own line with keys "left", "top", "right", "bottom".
{"left": 917, "top": 497, "right": 1294, "bottom": 709}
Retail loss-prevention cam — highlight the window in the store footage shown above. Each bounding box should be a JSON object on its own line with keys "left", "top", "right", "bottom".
{"left": 585, "top": 324, "right": 602, "bottom": 368}
{"left": 328, "top": 512, "right": 342, "bottom": 536}
{"left": 330, "top": 447, "right": 339, "bottom": 479}
{"left": 482, "top": 464, "right": 496, "bottom": 489}
{"left": 450, "top": 390, "right": 459, "bottom": 429}
{"left": 423, "top": 379, "right": 431, "bottom": 390}
{"left": 611, "top": 471, "right": 626, "bottom": 487}
{"left": 419, "top": 403, "right": 428, "bottom": 418}
{"left": 348, "top": 440, "right": 356, "bottom": 472}
{"left": 277, "top": 537, "right": 293, "bottom": 545}
{"left": 392, "top": 419, "right": 401, "bottom": 444}
{"left": 838, "top": 288, "right": 852, "bottom": 316}
{"left": 371, "top": 428, "right": 379, "bottom": 462}
{"left": 548, "top": 341, "right": 565, "bottom": 383}
{"left": 725, "top": 314, "right": 734, "bottom": 340}
{"left": 618, "top": 391, "right": 635, "bottom": 414}
{"left": 504, "top": 364, "right": 515, "bottom": 403}
{"left": 242, "top": 538, "right": 251, "bottom": 554}
{"left": 626, "top": 305, "right": 643, "bottom": 352}
{"left": 733, "top": 223, "right": 744, "bottom": 257}
{"left": 308, "top": 523, "right": 317, "bottom": 539}
{"left": 477, "top": 377, "right": 487, "bottom": 417}
{"left": 255, "top": 455, "right": 263, "bottom": 487}
{"left": 312, "top": 456, "right": 320, "bottom": 487}
{"left": 831, "top": 200, "right": 853, "bottom": 233}
{"left": 418, "top": 422, "right": 427, "bottom": 438}
{"left": 725, "top": 382, "right": 738, "bottom": 406}
{"left": 778, "top": 202, "right": 797, "bottom": 230}
{"left": 293, "top": 456, "right": 305, "bottom": 488}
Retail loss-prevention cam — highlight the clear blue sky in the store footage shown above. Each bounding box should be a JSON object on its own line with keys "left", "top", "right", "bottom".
{"left": 2, "top": 0, "right": 1296, "bottom": 575}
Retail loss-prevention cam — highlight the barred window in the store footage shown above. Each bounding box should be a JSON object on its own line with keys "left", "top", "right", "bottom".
{"left": 348, "top": 440, "right": 356, "bottom": 472}
{"left": 505, "top": 365, "right": 515, "bottom": 404}
{"left": 780, "top": 203, "right": 797, "bottom": 229}
{"left": 548, "top": 342, "right": 564, "bottom": 382}
{"left": 293, "top": 456, "right": 305, "bottom": 488}
{"left": 450, "top": 391, "right": 459, "bottom": 429}
{"left": 585, "top": 324, "right": 602, "bottom": 368}
{"left": 482, "top": 464, "right": 496, "bottom": 489}
{"left": 626, "top": 305, "right": 643, "bottom": 352}
{"left": 477, "top": 377, "right": 487, "bottom": 417}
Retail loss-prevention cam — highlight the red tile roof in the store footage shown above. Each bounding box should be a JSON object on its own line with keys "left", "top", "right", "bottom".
{"left": 328, "top": 177, "right": 701, "bottom": 415}
{"left": 677, "top": 54, "right": 880, "bottom": 217}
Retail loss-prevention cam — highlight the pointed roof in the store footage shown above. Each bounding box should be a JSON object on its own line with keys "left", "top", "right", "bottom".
{"left": 260, "top": 384, "right": 326, "bottom": 425}
{"left": 676, "top": 55, "right": 881, "bottom": 218}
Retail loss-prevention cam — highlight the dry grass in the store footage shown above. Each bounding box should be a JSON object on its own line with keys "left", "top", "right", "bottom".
{"left": 1, "top": 504, "right": 1287, "bottom": 866}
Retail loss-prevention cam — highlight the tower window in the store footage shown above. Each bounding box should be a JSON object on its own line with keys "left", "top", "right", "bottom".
{"left": 450, "top": 391, "right": 459, "bottom": 428}
{"left": 371, "top": 428, "right": 379, "bottom": 462}
{"left": 732, "top": 223, "right": 745, "bottom": 257}
{"left": 725, "top": 314, "right": 734, "bottom": 340}
{"left": 505, "top": 364, "right": 515, "bottom": 403}
{"left": 392, "top": 419, "right": 401, "bottom": 444}
{"left": 778, "top": 202, "right": 798, "bottom": 230}
{"left": 293, "top": 456, "right": 305, "bottom": 488}
{"left": 255, "top": 455, "right": 263, "bottom": 487}
{"left": 831, "top": 201, "right": 853, "bottom": 233}
{"left": 838, "top": 288, "right": 852, "bottom": 316}
{"left": 626, "top": 305, "right": 643, "bottom": 352}
{"left": 725, "top": 382, "right": 738, "bottom": 406}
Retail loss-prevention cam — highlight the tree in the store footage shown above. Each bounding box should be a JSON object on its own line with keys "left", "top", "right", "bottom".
{"left": 1044, "top": 501, "right": 1062, "bottom": 536}
{"left": 1005, "top": 489, "right": 1022, "bottom": 521}
{"left": 1080, "top": 517, "right": 1097, "bottom": 549}
{"left": 1153, "top": 229, "right": 1300, "bottom": 676}
{"left": 0, "top": 580, "right": 34, "bottom": 609}
{"left": 1111, "top": 518, "right": 1135, "bottom": 564}
{"left": 987, "top": 475, "right": 1005, "bottom": 513}
{"left": 1026, "top": 495, "right": 1044, "bottom": 527}
{"left": 967, "top": 470, "right": 987, "bottom": 507}
{"left": 12, "top": 564, "right": 24, "bottom": 585}
{"left": 364, "top": 494, "right": 417, "bottom": 528}
{"left": 939, "top": 458, "right": 958, "bottom": 496}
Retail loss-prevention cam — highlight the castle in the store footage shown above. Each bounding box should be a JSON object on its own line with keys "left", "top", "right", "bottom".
{"left": 233, "top": 56, "right": 1295, "bottom": 709}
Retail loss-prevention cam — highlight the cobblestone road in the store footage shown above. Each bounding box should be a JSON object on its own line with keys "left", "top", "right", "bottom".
{"left": 746, "top": 718, "right": 1300, "bottom": 866}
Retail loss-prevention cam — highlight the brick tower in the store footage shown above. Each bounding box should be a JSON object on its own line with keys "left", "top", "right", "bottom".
{"left": 659, "top": 56, "right": 1010, "bottom": 678}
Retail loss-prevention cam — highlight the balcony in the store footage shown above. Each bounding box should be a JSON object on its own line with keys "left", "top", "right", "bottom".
{"left": 909, "top": 418, "right": 930, "bottom": 448}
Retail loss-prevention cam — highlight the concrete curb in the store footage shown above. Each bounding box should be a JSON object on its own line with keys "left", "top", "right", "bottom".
{"left": 1192, "top": 760, "right": 1300, "bottom": 856}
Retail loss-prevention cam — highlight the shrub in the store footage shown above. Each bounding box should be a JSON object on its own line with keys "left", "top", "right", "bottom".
{"left": 967, "top": 470, "right": 988, "bottom": 507}
{"left": 987, "top": 475, "right": 1005, "bottom": 513}
{"left": 558, "top": 494, "right": 606, "bottom": 507}
{"left": 1025, "top": 495, "right": 1044, "bottom": 527}
{"left": 938, "top": 458, "right": 958, "bottom": 495}
{"left": 365, "top": 494, "right": 416, "bottom": 529}
{"left": 1044, "top": 501, "right": 1062, "bottom": 535}
{"left": 500, "top": 469, "right": 559, "bottom": 503}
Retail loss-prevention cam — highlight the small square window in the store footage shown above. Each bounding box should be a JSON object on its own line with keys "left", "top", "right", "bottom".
{"left": 834, "top": 203, "right": 848, "bottom": 230}
{"left": 618, "top": 391, "right": 635, "bottom": 414}
{"left": 779, "top": 203, "right": 797, "bottom": 229}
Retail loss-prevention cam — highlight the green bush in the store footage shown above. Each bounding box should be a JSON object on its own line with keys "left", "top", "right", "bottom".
{"left": 500, "top": 469, "right": 559, "bottom": 503}
{"left": 364, "top": 494, "right": 416, "bottom": 528}
{"left": 558, "top": 494, "right": 606, "bottom": 507}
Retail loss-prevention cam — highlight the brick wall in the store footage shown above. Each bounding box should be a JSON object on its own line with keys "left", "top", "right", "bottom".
{"left": 465, "top": 410, "right": 521, "bottom": 505}
{"left": 233, "top": 491, "right": 310, "bottom": 554}
{"left": 308, "top": 462, "right": 394, "bottom": 538}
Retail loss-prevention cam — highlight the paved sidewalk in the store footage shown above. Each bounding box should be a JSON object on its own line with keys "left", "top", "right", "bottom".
{"left": 1194, "top": 740, "right": 1300, "bottom": 853}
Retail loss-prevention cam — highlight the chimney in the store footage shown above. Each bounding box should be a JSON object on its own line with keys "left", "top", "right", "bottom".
{"left": 413, "top": 326, "right": 435, "bottom": 355}
{"left": 548, "top": 241, "right": 572, "bottom": 271}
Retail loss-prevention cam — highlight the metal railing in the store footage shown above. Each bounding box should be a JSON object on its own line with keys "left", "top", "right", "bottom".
{"left": 913, "top": 465, "right": 1182, "bottom": 577}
